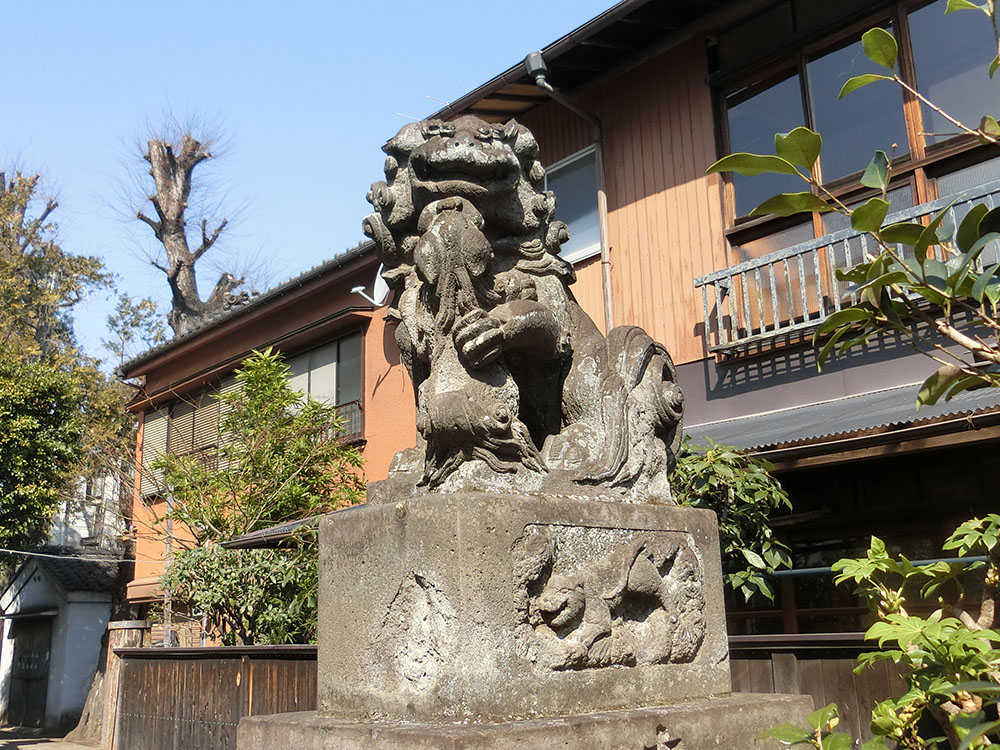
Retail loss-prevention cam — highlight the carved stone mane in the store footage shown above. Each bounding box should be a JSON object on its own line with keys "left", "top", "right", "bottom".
{"left": 364, "top": 116, "right": 683, "bottom": 502}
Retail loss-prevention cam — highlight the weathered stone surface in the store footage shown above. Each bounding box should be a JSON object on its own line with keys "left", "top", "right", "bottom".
{"left": 239, "top": 693, "right": 814, "bottom": 749}
{"left": 363, "top": 116, "right": 683, "bottom": 502}
{"left": 317, "top": 493, "right": 729, "bottom": 723}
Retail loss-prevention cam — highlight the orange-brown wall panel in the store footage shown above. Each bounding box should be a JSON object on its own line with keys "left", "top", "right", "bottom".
{"left": 520, "top": 35, "right": 726, "bottom": 366}
{"left": 360, "top": 313, "right": 416, "bottom": 480}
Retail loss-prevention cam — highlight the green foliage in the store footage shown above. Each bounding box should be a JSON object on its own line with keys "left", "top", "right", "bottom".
{"left": 828, "top": 518, "right": 1000, "bottom": 749}
{"left": 760, "top": 703, "right": 888, "bottom": 749}
{"left": 102, "top": 293, "right": 166, "bottom": 367}
{"left": 0, "top": 360, "right": 84, "bottom": 550}
{"left": 861, "top": 27, "right": 899, "bottom": 70}
{"left": 161, "top": 534, "right": 320, "bottom": 646}
{"left": 155, "top": 348, "right": 365, "bottom": 644}
{"left": 670, "top": 438, "right": 792, "bottom": 602}
{"left": 154, "top": 348, "right": 364, "bottom": 545}
{"left": 0, "top": 172, "right": 110, "bottom": 361}
{"left": 0, "top": 170, "right": 134, "bottom": 552}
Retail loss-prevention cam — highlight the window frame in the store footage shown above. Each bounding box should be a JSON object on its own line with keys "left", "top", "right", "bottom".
{"left": 543, "top": 145, "right": 602, "bottom": 265}
{"left": 716, "top": 0, "right": 997, "bottom": 252}
{"left": 285, "top": 328, "right": 366, "bottom": 441}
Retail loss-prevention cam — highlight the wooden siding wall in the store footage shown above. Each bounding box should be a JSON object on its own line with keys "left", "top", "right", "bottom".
{"left": 520, "top": 35, "right": 728, "bottom": 366}
{"left": 112, "top": 648, "right": 317, "bottom": 750}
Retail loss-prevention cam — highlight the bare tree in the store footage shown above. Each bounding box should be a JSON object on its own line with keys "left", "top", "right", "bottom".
{"left": 135, "top": 134, "right": 249, "bottom": 336}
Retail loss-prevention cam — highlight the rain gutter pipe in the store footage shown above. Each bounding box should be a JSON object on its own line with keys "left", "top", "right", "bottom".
{"left": 524, "top": 51, "right": 614, "bottom": 333}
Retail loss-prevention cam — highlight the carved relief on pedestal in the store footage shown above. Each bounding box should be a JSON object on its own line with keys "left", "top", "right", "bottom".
{"left": 512, "top": 525, "right": 706, "bottom": 671}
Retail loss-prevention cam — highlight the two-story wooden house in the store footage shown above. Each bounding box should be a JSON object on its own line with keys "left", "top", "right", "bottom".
{"left": 122, "top": 0, "right": 1000, "bottom": 642}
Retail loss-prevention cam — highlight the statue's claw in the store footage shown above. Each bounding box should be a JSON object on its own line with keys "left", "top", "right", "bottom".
{"left": 453, "top": 310, "right": 504, "bottom": 368}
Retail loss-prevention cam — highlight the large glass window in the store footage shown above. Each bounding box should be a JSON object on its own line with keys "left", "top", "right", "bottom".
{"left": 727, "top": 76, "right": 806, "bottom": 217}
{"left": 287, "top": 332, "right": 363, "bottom": 407}
{"left": 909, "top": 0, "right": 999, "bottom": 147}
{"left": 721, "top": 0, "right": 1000, "bottom": 275}
{"left": 806, "top": 33, "right": 909, "bottom": 182}
{"left": 545, "top": 148, "right": 601, "bottom": 263}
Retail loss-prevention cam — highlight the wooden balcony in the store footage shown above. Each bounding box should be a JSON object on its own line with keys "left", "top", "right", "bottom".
{"left": 695, "top": 179, "right": 1000, "bottom": 356}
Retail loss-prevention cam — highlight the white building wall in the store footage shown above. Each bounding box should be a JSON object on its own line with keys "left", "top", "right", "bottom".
{"left": 0, "top": 561, "right": 111, "bottom": 729}
{"left": 45, "top": 594, "right": 111, "bottom": 727}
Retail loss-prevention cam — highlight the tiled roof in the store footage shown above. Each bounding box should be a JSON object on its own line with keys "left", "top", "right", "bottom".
{"left": 118, "top": 241, "right": 375, "bottom": 376}
{"left": 36, "top": 547, "right": 120, "bottom": 593}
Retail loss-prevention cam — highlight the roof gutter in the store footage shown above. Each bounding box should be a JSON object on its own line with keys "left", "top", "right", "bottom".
{"left": 524, "top": 51, "right": 614, "bottom": 333}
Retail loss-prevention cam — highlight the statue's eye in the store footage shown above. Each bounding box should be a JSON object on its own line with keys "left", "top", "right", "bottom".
{"left": 477, "top": 126, "right": 493, "bottom": 140}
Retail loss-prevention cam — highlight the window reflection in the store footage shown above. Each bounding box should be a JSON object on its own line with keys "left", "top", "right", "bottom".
{"left": 807, "top": 33, "right": 909, "bottom": 182}
{"left": 545, "top": 149, "right": 600, "bottom": 262}
{"left": 727, "top": 75, "right": 806, "bottom": 216}
{"left": 909, "top": 0, "right": 998, "bottom": 147}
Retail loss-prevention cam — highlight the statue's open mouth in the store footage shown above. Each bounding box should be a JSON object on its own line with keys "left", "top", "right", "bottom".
{"left": 410, "top": 142, "right": 519, "bottom": 194}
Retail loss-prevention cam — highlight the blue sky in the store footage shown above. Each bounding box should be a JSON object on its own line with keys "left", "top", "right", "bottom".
{"left": 6, "top": 1, "right": 611, "bottom": 360}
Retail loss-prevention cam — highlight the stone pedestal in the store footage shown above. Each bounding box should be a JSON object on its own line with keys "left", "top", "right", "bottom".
{"left": 318, "top": 492, "right": 728, "bottom": 722}
{"left": 239, "top": 693, "right": 813, "bottom": 749}
{"left": 239, "top": 491, "right": 812, "bottom": 747}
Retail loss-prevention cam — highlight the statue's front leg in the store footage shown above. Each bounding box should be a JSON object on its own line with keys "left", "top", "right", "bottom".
{"left": 453, "top": 309, "right": 504, "bottom": 368}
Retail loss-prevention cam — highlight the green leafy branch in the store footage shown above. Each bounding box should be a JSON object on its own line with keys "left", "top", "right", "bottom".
{"left": 828, "top": 517, "right": 1000, "bottom": 748}
{"left": 760, "top": 702, "right": 888, "bottom": 749}
{"left": 671, "top": 438, "right": 792, "bottom": 602}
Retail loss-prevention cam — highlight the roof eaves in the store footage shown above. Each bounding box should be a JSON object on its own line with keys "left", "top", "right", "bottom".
{"left": 119, "top": 241, "right": 375, "bottom": 377}
{"left": 427, "top": 0, "right": 654, "bottom": 122}
{"left": 685, "top": 383, "right": 1000, "bottom": 455}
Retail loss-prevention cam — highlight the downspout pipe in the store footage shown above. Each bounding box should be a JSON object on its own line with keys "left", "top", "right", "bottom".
{"left": 524, "top": 51, "right": 614, "bottom": 333}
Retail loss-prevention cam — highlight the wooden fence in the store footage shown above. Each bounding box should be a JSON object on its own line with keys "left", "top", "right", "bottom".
{"left": 109, "top": 636, "right": 900, "bottom": 749}
{"left": 730, "top": 633, "right": 906, "bottom": 742}
{"left": 110, "top": 646, "right": 317, "bottom": 750}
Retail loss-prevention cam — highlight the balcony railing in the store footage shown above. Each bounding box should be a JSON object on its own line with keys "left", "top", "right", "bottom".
{"left": 694, "top": 179, "right": 1000, "bottom": 356}
{"left": 334, "top": 399, "right": 364, "bottom": 442}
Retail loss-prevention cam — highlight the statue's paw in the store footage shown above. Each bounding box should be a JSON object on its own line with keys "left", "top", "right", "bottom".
{"left": 454, "top": 310, "right": 504, "bottom": 368}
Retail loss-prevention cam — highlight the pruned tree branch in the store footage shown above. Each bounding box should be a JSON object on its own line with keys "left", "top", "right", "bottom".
{"left": 134, "top": 130, "right": 245, "bottom": 336}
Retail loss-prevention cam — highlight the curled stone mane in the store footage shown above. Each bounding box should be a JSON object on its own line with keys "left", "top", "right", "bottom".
{"left": 364, "top": 116, "right": 683, "bottom": 502}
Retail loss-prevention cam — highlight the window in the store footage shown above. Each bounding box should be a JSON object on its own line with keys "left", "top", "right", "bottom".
{"left": 287, "top": 332, "right": 362, "bottom": 407}
{"left": 721, "top": 0, "right": 999, "bottom": 230}
{"left": 138, "top": 337, "right": 365, "bottom": 497}
{"left": 140, "top": 388, "right": 227, "bottom": 498}
{"left": 908, "top": 1, "right": 999, "bottom": 147}
{"left": 287, "top": 332, "right": 364, "bottom": 438}
{"left": 724, "top": 27, "right": 908, "bottom": 220}
{"left": 544, "top": 147, "right": 601, "bottom": 263}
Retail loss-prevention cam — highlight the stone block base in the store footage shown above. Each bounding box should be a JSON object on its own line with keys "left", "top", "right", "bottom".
{"left": 318, "top": 493, "right": 729, "bottom": 722}
{"left": 238, "top": 693, "right": 813, "bottom": 749}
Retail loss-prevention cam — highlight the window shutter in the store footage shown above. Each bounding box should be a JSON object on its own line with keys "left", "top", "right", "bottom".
{"left": 287, "top": 353, "right": 310, "bottom": 398}
{"left": 192, "top": 394, "right": 220, "bottom": 452}
{"left": 336, "top": 333, "right": 362, "bottom": 405}
{"left": 140, "top": 408, "right": 169, "bottom": 497}
{"left": 168, "top": 400, "right": 195, "bottom": 454}
{"left": 308, "top": 341, "right": 339, "bottom": 403}
{"left": 216, "top": 375, "right": 241, "bottom": 470}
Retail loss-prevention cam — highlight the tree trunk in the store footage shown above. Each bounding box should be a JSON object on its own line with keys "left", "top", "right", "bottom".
{"left": 136, "top": 135, "right": 245, "bottom": 336}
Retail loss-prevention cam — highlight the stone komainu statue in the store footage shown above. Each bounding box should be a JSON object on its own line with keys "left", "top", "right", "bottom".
{"left": 363, "top": 116, "right": 683, "bottom": 502}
